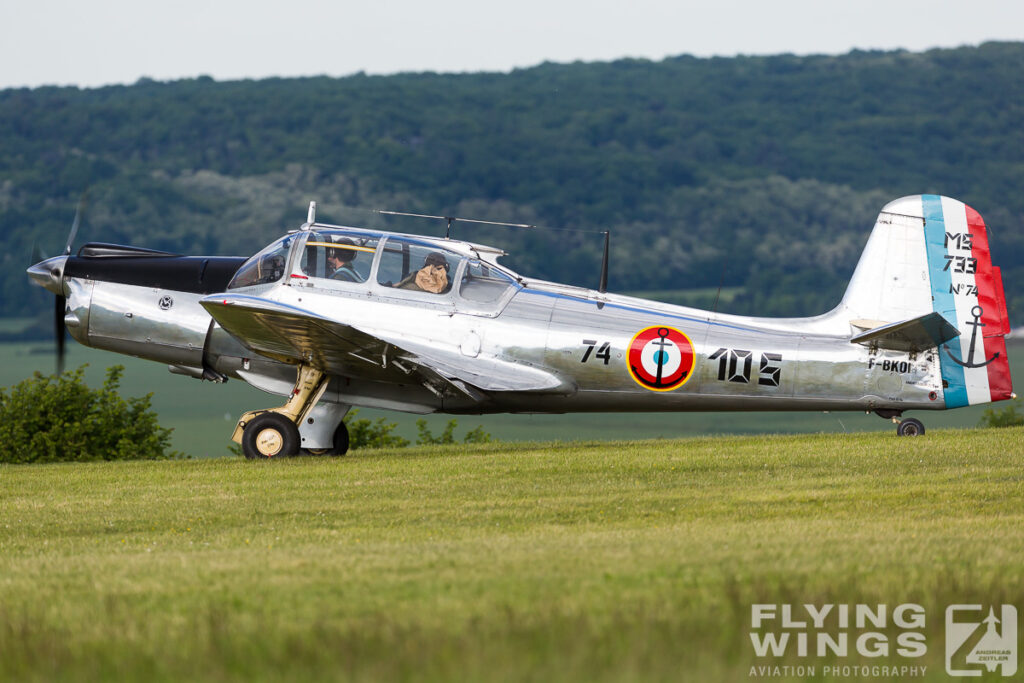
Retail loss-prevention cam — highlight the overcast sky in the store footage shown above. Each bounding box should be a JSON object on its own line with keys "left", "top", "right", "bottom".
{"left": 2, "top": 0, "right": 1023, "bottom": 89}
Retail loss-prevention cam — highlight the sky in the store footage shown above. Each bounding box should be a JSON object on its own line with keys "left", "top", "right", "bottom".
{"left": 2, "top": 0, "right": 1023, "bottom": 89}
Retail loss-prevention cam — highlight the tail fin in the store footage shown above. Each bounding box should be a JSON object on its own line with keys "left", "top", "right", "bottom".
{"left": 841, "top": 195, "right": 1013, "bottom": 407}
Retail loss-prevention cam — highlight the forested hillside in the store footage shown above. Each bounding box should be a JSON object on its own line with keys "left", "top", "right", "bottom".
{"left": 2, "top": 42, "right": 1023, "bottom": 322}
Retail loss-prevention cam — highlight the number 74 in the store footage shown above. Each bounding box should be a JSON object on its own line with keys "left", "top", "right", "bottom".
{"left": 581, "top": 339, "right": 611, "bottom": 364}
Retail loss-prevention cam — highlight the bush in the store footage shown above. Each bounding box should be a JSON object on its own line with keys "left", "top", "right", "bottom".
{"left": 0, "top": 365, "right": 178, "bottom": 463}
{"left": 344, "top": 413, "right": 493, "bottom": 449}
{"left": 978, "top": 399, "right": 1024, "bottom": 428}
{"left": 345, "top": 409, "right": 409, "bottom": 449}
{"left": 416, "top": 419, "right": 492, "bottom": 445}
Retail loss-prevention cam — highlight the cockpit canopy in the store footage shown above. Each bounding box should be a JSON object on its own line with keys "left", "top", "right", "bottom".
{"left": 301, "top": 233, "right": 378, "bottom": 283}
{"left": 226, "top": 227, "right": 520, "bottom": 312}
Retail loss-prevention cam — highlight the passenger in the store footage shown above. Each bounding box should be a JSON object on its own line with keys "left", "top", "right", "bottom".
{"left": 327, "top": 238, "right": 362, "bottom": 282}
{"left": 397, "top": 252, "right": 449, "bottom": 293}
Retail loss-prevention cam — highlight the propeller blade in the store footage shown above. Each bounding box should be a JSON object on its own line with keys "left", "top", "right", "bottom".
{"left": 55, "top": 295, "right": 66, "bottom": 375}
{"left": 64, "top": 208, "right": 80, "bottom": 255}
{"left": 64, "top": 192, "right": 88, "bottom": 256}
{"left": 31, "top": 241, "right": 46, "bottom": 265}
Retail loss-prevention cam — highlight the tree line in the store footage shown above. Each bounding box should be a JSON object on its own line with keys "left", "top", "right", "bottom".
{"left": 1, "top": 42, "right": 1022, "bottom": 322}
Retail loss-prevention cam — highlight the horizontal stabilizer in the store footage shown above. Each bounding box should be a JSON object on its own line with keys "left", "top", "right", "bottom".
{"left": 850, "top": 312, "right": 960, "bottom": 353}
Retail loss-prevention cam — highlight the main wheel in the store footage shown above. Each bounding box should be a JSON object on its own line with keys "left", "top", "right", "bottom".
{"left": 331, "top": 421, "right": 350, "bottom": 456}
{"left": 896, "top": 417, "right": 925, "bottom": 437}
{"left": 299, "top": 422, "right": 349, "bottom": 456}
{"left": 242, "top": 413, "right": 300, "bottom": 459}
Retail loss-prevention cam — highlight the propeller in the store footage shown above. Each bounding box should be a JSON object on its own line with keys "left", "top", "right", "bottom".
{"left": 53, "top": 194, "right": 87, "bottom": 375}
{"left": 55, "top": 290, "right": 66, "bottom": 375}
{"left": 64, "top": 197, "right": 83, "bottom": 255}
{"left": 31, "top": 241, "right": 45, "bottom": 264}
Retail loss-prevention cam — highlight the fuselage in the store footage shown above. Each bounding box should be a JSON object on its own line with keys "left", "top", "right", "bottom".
{"left": 265, "top": 271, "right": 943, "bottom": 415}
{"left": 29, "top": 228, "right": 946, "bottom": 417}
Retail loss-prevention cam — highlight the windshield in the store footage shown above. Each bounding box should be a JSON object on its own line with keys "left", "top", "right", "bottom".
{"left": 227, "top": 235, "right": 295, "bottom": 289}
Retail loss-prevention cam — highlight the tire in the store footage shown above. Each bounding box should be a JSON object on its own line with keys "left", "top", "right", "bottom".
{"left": 242, "top": 413, "right": 300, "bottom": 459}
{"left": 296, "top": 422, "right": 348, "bottom": 457}
{"left": 331, "top": 421, "right": 350, "bottom": 456}
{"left": 896, "top": 418, "right": 925, "bottom": 437}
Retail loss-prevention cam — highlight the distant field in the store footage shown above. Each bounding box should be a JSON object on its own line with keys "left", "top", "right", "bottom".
{"left": 626, "top": 286, "right": 744, "bottom": 308}
{"left": 0, "top": 338, "right": 1020, "bottom": 458}
{"left": 1, "top": 429, "right": 1022, "bottom": 681}
{"left": 0, "top": 316, "right": 36, "bottom": 334}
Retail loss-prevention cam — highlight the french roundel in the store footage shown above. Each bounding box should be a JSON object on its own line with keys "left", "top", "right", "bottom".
{"left": 627, "top": 326, "right": 695, "bottom": 391}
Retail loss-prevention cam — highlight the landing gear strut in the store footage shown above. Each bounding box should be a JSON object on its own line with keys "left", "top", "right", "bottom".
{"left": 234, "top": 364, "right": 328, "bottom": 459}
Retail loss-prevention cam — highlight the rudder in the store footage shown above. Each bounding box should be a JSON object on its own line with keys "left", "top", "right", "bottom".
{"left": 923, "top": 195, "right": 1013, "bottom": 407}
{"left": 841, "top": 195, "right": 1013, "bottom": 407}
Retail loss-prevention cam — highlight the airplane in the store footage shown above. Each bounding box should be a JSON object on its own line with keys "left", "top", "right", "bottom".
{"left": 27, "top": 194, "right": 1015, "bottom": 458}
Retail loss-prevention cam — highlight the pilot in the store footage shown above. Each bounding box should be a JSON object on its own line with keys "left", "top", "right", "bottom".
{"left": 397, "top": 251, "right": 449, "bottom": 293}
{"left": 327, "top": 238, "right": 362, "bottom": 282}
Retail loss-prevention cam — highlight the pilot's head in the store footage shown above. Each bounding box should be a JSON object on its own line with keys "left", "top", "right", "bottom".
{"left": 424, "top": 251, "right": 448, "bottom": 271}
{"left": 328, "top": 238, "right": 356, "bottom": 266}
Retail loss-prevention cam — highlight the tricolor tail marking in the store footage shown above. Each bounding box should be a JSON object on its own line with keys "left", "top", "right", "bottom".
{"left": 922, "top": 195, "right": 1012, "bottom": 407}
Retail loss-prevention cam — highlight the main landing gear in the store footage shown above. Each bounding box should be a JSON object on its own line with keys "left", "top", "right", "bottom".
{"left": 874, "top": 410, "right": 925, "bottom": 437}
{"left": 233, "top": 364, "right": 350, "bottom": 459}
{"left": 242, "top": 412, "right": 299, "bottom": 458}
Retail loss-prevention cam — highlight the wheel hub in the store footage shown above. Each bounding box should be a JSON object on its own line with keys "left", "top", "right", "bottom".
{"left": 255, "top": 428, "right": 284, "bottom": 457}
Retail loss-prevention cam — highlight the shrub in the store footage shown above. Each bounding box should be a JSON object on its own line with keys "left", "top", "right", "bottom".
{"left": 345, "top": 409, "right": 410, "bottom": 449}
{"left": 978, "top": 399, "right": 1024, "bottom": 428}
{"left": 0, "top": 365, "right": 178, "bottom": 463}
{"left": 416, "top": 419, "right": 492, "bottom": 445}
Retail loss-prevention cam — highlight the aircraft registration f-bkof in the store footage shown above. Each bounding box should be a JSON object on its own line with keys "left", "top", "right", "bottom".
{"left": 28, "top": 194, "right": 1015, "bottom": 457}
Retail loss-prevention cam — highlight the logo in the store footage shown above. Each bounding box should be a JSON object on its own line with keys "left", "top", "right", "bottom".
{"left": 626, "top": 326, "right": 695, "bottom": 391}
{"left": 158, "top": 295, "right": 174, "bottom": 310}
{"left": 946, "top": 604, "right": 1017, "bottom": 676}
{"left": 944, "top": 305, "right": 999, "bottom": 369}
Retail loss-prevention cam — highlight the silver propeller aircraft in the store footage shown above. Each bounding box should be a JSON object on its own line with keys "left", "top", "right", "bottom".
{"left": 27, "top": 194, "right": 1014, "bottom": 458}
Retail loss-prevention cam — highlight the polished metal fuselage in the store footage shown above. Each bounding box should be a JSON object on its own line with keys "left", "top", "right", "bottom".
{"left": 208, "top": 266, "right": 943, "bottom": 416}
{"left": 31, "top": 235, "right": 945, "bottom": 421}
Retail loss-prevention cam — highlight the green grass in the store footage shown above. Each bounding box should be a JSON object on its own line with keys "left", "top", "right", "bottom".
{"left": 1, "top": 429, "right": 1023, "bottom": 681}
{"left": 0, "top": 339, "right": 1021, "bottom": 458}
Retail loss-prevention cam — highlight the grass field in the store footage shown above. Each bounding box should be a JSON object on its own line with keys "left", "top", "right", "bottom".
{"left": 1, "top": 429, "right": 1022, "bottom": 681}
{"left": 1, "top": 339, "right": 1021, "bottom": 458}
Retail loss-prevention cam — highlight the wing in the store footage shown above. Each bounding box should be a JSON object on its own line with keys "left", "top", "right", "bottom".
{"left": 199, "top": 294, "right": 574, "bottom": 399}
